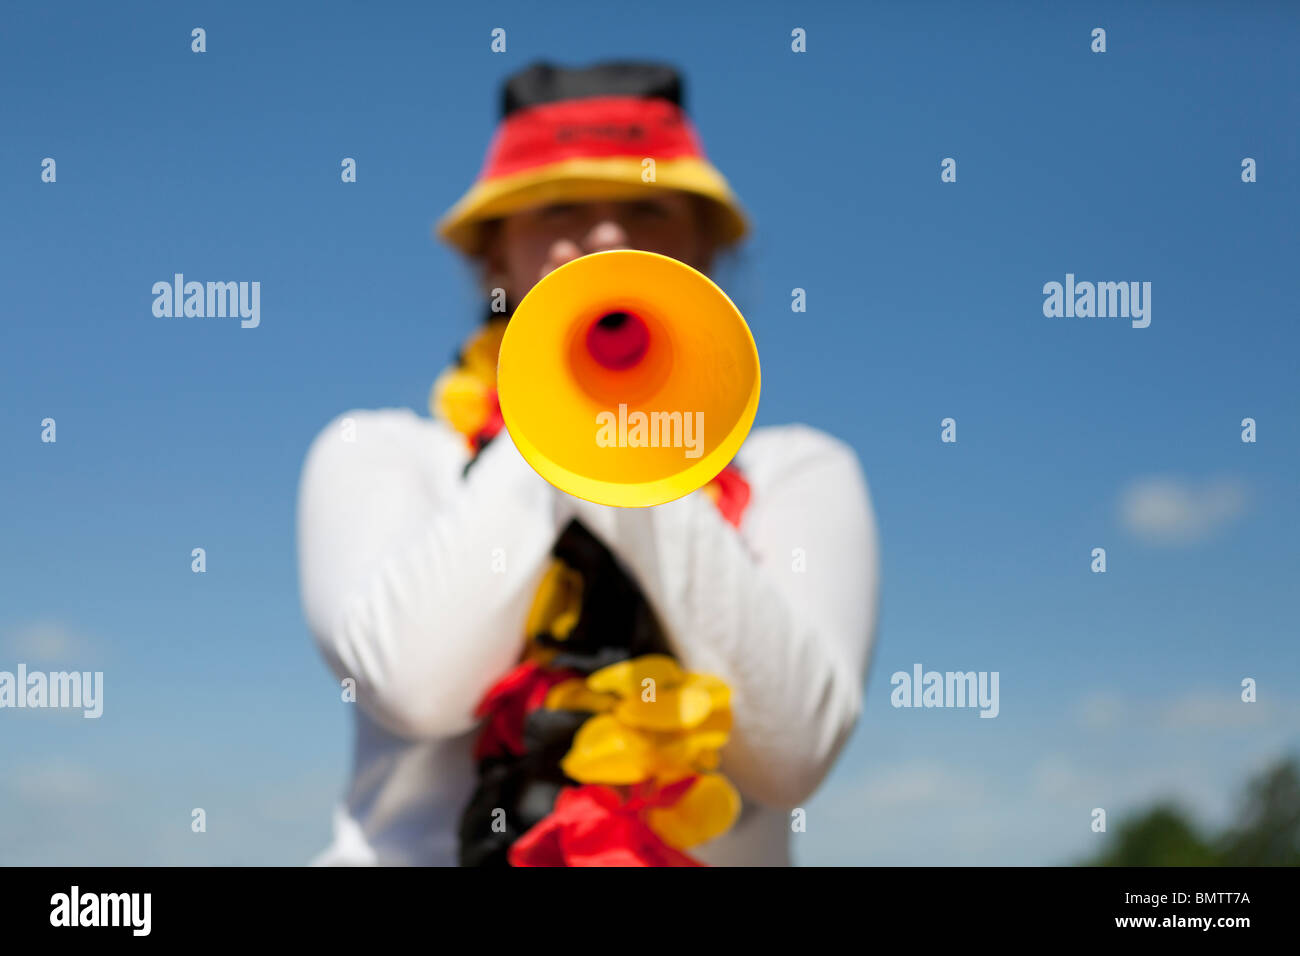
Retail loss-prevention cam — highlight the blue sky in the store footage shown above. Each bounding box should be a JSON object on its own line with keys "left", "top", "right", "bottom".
{"left": 2, "top": 0, "right": 1297, "bottom": 865}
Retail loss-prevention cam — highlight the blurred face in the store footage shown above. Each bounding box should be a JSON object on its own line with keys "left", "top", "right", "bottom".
{"left": 481, "top": 192, "right": 716, "bottom": 307}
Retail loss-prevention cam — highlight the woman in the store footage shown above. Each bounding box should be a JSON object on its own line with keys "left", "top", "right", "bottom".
{"left": 296, "top": 60, "right": 880, "bottom": 866}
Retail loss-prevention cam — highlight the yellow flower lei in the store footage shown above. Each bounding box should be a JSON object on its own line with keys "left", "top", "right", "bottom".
{"left": 433, "top": 318, "right": 742, "bottom": 859}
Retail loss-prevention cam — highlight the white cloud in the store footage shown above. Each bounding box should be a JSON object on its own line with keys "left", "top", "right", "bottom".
{"left": 1075, "top": 688, "right": 1292, "bottom": 734}
{"left": 1032, "top": 755, "right": 1093, "bottom": 799}
{"left": 1076, "top": 692, "right": 1127, "bottom": 729}
{"left": 854, "top": 760, "right": 975, "bottom": 808}
{"left": 1157, "top": 690, "right": 1276, "bottom": 731}
{"left": 3, "top": 620, "right": 101, "bottom": 663}
{"left": 8, "top": 761, "right": 110, "bottom": 807}
{"left": 1119, "top": 475, "right": 1247, "bottom": 545}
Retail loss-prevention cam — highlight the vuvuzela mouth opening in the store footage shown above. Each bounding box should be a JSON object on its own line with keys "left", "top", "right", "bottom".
{"left": 586, "top": 311, "right": 650, "bottom": 370}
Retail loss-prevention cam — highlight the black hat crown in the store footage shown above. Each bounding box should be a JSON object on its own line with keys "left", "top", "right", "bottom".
{"left": 501, "top": 60, "right": 685, "bottom": 118}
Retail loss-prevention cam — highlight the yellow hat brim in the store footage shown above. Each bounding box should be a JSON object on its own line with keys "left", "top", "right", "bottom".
{"left": 435, "top": 156, "right": 749, "bottom": 257}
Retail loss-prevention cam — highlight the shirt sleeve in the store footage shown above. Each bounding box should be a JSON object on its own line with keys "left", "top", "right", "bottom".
{"left": 296, "top": 408, "right": 563, "bottom": 739}
{"left": 559, "top": 424, "right": 880, "bottom": 809}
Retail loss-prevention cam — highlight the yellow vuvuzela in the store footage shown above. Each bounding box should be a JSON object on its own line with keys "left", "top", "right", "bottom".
{"left": 497, "top": 250, "right": 761, "bottom": 508}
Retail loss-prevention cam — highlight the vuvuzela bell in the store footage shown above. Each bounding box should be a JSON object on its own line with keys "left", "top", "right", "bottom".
{"left": 497, "top": 250, "right": 761, "bottom": 508}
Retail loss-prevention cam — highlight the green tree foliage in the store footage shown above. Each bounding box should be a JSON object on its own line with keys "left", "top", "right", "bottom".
{"left": 1080, "top": 755, "right": 1299, "bottom": 866}
{"left": 1217, "top": 759, "right": 1300, "bottom": 866}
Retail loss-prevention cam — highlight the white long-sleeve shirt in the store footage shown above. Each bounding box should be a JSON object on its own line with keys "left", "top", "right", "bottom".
{"left": 296, "top": 406, "right": 880, "bottom": 866}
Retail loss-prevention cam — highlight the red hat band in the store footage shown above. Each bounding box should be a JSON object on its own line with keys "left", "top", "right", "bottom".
{"left": 481, "top": 96, "right": 708, "bottom": 181}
